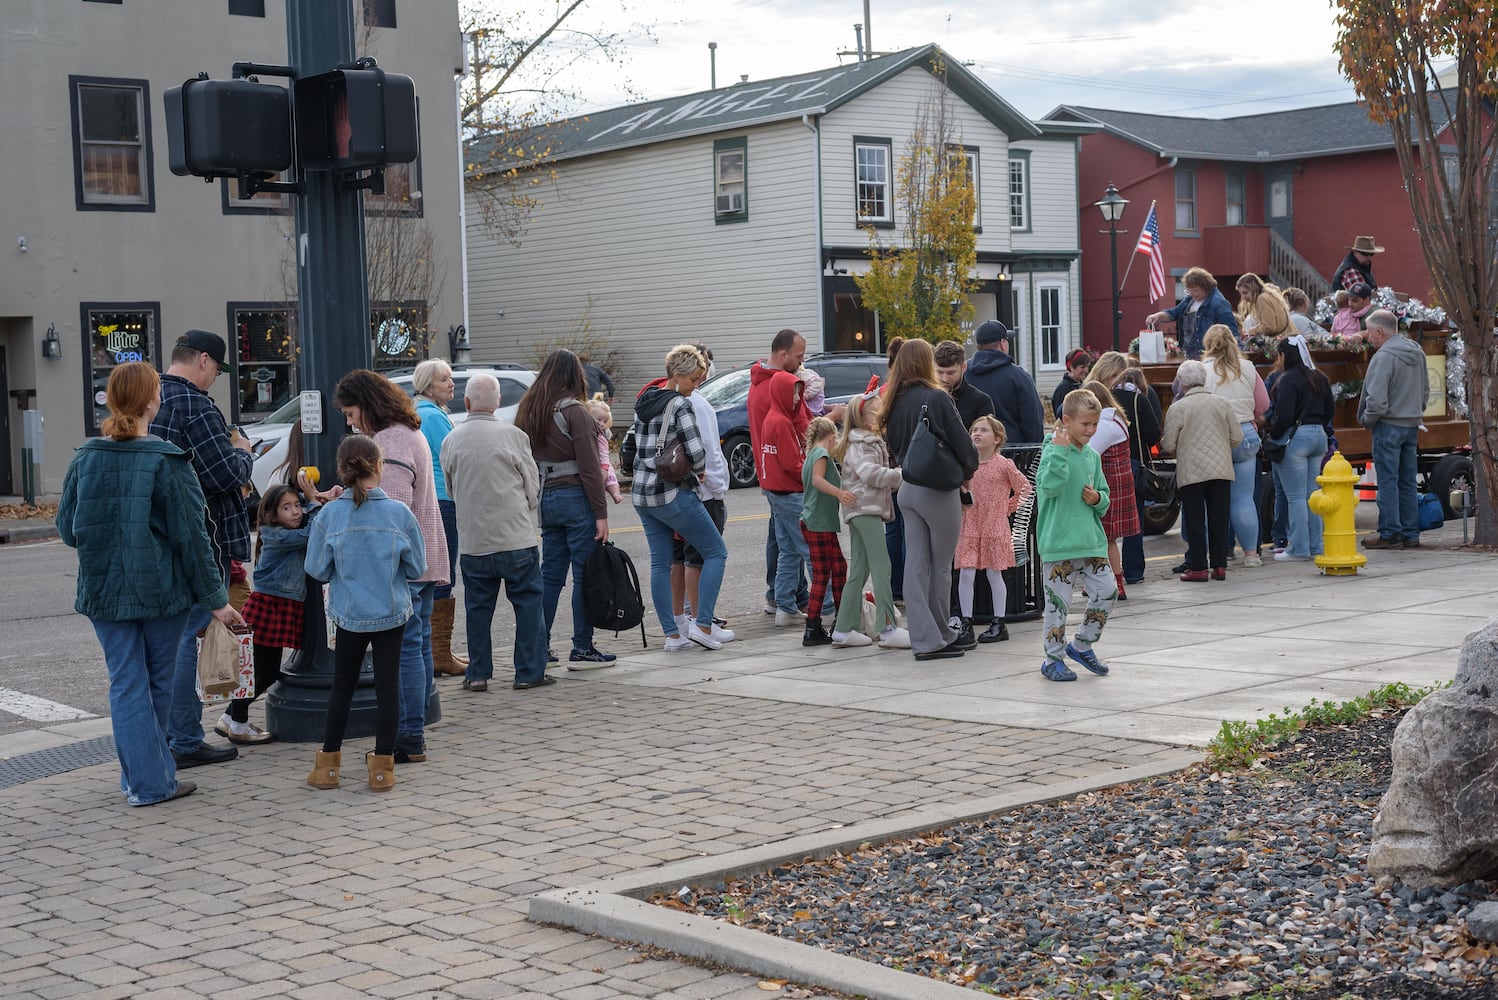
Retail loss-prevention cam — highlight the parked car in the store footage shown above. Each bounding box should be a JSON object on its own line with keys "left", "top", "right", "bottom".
{"left": 246, "top": 364, "right": 536, "bottom": 495}
{"left": 708, "top": 352, "right": 888, "bottom": 489}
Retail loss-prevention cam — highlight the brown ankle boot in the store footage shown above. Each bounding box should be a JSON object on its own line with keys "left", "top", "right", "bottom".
{"left": 430, "top": 597, "right": 466, "bottom": 676}
{"left": 366, "top": 752, "right": 396, "bottom": 792}
{"left": 307, "top": 750, "right": 341, "bottom": 789}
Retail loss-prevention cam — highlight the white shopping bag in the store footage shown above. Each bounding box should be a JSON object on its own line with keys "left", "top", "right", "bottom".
{"left": 1138, "top": 329, "right": 1166, "bottom": 364}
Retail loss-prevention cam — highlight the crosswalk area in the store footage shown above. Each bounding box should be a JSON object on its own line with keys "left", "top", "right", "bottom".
{"left": 0, "top": 688, "right": 96, "bottom": 723}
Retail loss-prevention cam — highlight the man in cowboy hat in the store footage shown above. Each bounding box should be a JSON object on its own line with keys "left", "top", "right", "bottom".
{"left": 1333, "top": 236, "right": 1384, "bottom": 291}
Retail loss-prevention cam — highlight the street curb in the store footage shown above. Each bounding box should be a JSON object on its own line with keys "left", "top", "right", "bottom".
{"left": 530, "top": 752, "right": 1201, "bottom": 998}
{"left": 0, "top": 521, "right": 58, "bottom": 544}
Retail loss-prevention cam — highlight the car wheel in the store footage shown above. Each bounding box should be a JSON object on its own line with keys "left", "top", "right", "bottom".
{"left": 1429, "top": 453, "right": 1475, "bottom": 520}
{"left": 724, "top": 434, "right": 758, "bottom": 489}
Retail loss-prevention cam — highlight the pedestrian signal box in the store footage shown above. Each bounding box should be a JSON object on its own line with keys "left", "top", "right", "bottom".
{"left": 164, "top": 77, "right": 292, "bottom": 178}
{"left": 294, "top": 66, "right": 418, "bottom": 172}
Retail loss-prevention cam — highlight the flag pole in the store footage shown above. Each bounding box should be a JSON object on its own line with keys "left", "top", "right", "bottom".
{"left": 1116, "top": 199, "right": 1155, "bottom": 294}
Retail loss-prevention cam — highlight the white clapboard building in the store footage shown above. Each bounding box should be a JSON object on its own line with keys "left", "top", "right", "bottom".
{"left": 464, "top": 44, "right": 1091, "bottom": 407}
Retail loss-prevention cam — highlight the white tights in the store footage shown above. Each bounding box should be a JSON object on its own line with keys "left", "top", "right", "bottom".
{"left": 957, "top": 568, "right": 1008, "bottom": 619}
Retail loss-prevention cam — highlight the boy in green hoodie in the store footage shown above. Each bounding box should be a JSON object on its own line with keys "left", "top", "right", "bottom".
{"left": 1035, "top": 389, "right": 1116, "bottom": 681}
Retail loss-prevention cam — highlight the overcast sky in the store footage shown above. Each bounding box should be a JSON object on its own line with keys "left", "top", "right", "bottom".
{"left": 549, "top": 0, "right": 1359, "bottom": 121}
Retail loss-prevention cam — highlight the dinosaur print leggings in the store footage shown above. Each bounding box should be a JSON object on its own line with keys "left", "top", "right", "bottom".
{"left": 1040, "top": 557, "right": 1117, "bottom": 664}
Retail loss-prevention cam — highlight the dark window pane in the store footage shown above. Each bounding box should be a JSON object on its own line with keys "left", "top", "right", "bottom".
{"left": 228, "top": 0, "right": 265, "bottom": 14}
{"left": 818, "top": 364, "right": 872, "bottom": 399}
{"left": 79, "top": 85, "right": 140, "bottom": 142}
{"left": 88, "top": 309, "right": 153, "bottom": 432}
{"left": 363, "top": 0, "right": 396, "bottom": 28}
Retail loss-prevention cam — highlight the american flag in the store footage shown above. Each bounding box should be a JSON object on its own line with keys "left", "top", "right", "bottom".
{"left": 1134, "top": 204, "right": 1166, "bottom": 303}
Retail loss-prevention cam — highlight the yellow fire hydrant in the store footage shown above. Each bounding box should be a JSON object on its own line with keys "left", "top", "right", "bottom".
{"left": 1309, "top": 451, "right": 1367, "bottom": 576}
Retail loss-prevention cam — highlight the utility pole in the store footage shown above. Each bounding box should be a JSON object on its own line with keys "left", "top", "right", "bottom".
{"left": 266, "top": 0, "right": 426, "bottom": 742}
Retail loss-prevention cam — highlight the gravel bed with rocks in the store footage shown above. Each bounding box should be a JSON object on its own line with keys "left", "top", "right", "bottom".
{"left": 664, "top": 712, "right": 1497, "bottom": 998}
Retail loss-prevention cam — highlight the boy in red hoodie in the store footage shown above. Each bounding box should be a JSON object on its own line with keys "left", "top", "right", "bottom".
{"left": 748, "top": 330, "right": 814, "bottom": 626}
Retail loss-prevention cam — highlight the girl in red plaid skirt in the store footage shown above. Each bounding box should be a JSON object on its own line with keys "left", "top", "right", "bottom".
{"left": 222, "top": 481, "right": 333, "bottom": 744}
{"left": 1083, "top": 381, "right": 1141, "bottom": 600}
{"left": 799, "top": 417, "right": 856, "bottom": 646}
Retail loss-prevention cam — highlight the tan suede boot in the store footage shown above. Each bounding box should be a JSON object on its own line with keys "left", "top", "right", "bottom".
{"left": 366, "top": 752, "right": 396, "bottom": 792}
{"left": 306, "top": 750, "right": 341, "bottom": 789}
{"left": 430, "top": 597, "right": 466, "bottom": 676}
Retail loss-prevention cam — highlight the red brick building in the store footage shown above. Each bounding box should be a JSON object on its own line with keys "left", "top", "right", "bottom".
{"left": 1048, "top": 100, "right": 1458, "bottom": 353}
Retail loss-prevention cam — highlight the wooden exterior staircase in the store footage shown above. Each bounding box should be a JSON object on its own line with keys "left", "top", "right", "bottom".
{"left": 1269, "top": 230, "right": 1333, "bottom": 302}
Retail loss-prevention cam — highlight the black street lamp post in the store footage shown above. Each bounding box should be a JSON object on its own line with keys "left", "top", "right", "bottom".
{"left": 1094, "top": 183, "right": 1129, "bottom": 353}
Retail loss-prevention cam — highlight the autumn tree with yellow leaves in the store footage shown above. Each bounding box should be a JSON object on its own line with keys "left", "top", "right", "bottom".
{"left": 1335, "top": 0, "right": 1498, "bottom": 538}
{"left": 855, "top": 65, "right": 979, "bottom": 345}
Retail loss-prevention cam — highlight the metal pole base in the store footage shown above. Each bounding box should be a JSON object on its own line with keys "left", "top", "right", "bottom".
{"left": 264, "top": 583, "right": 442, "bottom": 743}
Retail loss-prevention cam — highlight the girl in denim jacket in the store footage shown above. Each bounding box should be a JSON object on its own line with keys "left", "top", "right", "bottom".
{"left": 221, "top": 484, "right": 323, "bottom": 745}
{"left": 304, "top": 436, "right": 426, "bottom": 793}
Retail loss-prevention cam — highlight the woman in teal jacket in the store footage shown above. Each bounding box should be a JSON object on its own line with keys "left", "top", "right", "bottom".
{"left": 58, "top": 363, "right": 241, "bottom": 806}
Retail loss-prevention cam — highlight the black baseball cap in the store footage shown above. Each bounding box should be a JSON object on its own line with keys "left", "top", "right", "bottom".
{"left": 974, "top": 320, "right": 1009, "bottom": 345}
{"left": 178, "top": 329, "right": 234, "bottom": 374}
{"left": 1348, "top": 282, "right": 1373, "bottom": 300}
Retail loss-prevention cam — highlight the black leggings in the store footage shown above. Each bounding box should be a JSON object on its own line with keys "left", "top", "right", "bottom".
{"left": 227, "top": 644, "right": 285, "bottom": 723}
{"left": 321, "top": 625, "right": 403, "bottom": 755}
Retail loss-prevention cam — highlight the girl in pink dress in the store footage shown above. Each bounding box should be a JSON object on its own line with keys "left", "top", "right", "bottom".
{"left": 955, "top": 415, "right": 1033, "bottom": 642}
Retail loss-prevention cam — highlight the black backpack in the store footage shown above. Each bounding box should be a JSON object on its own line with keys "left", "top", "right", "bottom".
{"left": 583, "top": 541, "right": 647, "bottom": 647}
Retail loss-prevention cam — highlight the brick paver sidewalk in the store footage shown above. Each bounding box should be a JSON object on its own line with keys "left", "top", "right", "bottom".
{"left": 1, "top": 679, "right": 1184, "bottom": 999}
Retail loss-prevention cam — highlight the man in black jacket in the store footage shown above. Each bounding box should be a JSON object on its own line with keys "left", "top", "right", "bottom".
{"left": 965, "top": 320, "right": 1045, "bottom": 446}
{"left": 1332, "top": 235, "right": 1382, "bottom": 291}
{"left": 933, "top": 340, "right": 995, "bottom": 428}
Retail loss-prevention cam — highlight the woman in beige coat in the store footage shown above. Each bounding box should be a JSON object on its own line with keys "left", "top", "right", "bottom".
{"left": 1161, "top": 361, "right": 1243, "bottom": 582}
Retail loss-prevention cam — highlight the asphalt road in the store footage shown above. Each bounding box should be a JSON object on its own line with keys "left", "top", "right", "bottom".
{"left": 0, "top": 488, "right": 1192, "bottom": 736}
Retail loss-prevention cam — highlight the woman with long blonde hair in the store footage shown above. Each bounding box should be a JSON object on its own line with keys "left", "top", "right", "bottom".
{"left": 1236, "top": 274, "right": 1292, "bottom": 340}
{"left": 1088, "top": 351, "right": 1161, "bottom": 584}
{"left": 1201, "top": 325, "right": 1269, "bottom": 566}
{"left": 58, "top": 362, "right": 241, "bottom": 806}
{"left": 1081, "top": 381, "right": 1140, "bottom": 598}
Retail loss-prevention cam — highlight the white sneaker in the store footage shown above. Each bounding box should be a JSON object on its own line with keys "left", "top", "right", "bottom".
{"left": 709, "top": 623, "right": 736, "bottom": 643}
{"left": 831, "top": 630, "right": 873, "bottom": 648}
{"left": 675, "top": 614, "right": 691, "bottom": 635}
{"left": 773, "top": 610, "right": 802, "bottom": 628}
{"left": 664, "top": 634, "right": 694, "bottom": 652}
{"left": 687, "top": 622, "right": 723, "bottom": 650}
{"left": 763, "top": 602, "right": 777, "bottom": 615}
{"left": 878, "top": 627, "right": 912, "bottom": 649}
{"left": 1242, "top": 553, "right": 1263, "bottom": 568}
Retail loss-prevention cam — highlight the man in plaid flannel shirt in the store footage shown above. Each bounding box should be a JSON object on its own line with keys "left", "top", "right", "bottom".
{"left": 149, "top": 330, "right": 254, "bottom": 769}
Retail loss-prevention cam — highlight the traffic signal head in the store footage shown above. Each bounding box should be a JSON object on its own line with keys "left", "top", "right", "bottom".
{"left": 294, "top": 67, "right": 418, "bottom": 172}
{"left": 164, "top": 77, "right": 292, "bottom": 178}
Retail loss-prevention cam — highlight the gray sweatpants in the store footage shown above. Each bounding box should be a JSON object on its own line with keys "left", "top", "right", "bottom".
{"left": 898, "top": 482, "right": 962, "bottom": 654}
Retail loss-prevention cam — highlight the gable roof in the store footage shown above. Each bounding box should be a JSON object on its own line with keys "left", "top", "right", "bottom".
{"left": 469, "top": 43, "right": 1041, "bottom": 169}
{"left": 1048, "top": 97, "right": 1457, "bottom": 162}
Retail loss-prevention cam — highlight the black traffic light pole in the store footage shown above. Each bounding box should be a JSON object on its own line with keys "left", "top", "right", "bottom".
{"left": 265, "top": 0, "right": 407, "bottom": 743}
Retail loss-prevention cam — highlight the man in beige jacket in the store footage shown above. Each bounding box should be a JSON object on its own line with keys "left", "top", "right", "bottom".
{"left": 440, "top": 375, "right": 549, "bottom": 692}
{"left": 1161, "top": 361, "right": 1243, "bottom": 582}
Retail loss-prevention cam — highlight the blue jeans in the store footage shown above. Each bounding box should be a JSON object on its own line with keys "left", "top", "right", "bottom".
{"left": 436, "top": 498, "right": 458, "bottom": 600}
{"left": 462, "top": 548, "right": 546, "bottom": 685}
{"left": 92, "top": 612, "right": 191, "bottom": 804}
{"left": 168, "top": 550, "right": 229, "bottom": 754}
{"left": 1372, "top": 422, "right": 1420, "bottom": 541}
{"left": 398, "top": 581, "right": 435, "bottom": 743}
{"left": 1271, "top": 464, "right": 1289, "bottom": 546}
{"left": 1122, "top": 460, "right": 1145, "bottom": 582}
{"left": 540, "top": 485, "right": 597, "bottom": 653}
{"left": 639, "top": 490, "right": 728, "bottom": 635}
{"left": 1229, "top": 423, "right": 1261, "bottom": 556}
{"left": 1278, "top": 424, "right": 1328, "bottom": 558}
{"left": 884, "top": 493, "right": 906, "bottom": 599}
{"left": 763, "top": 490, "right": 811, "bottom": 614}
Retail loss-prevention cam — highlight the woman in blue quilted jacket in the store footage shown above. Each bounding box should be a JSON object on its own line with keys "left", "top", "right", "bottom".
{"left": 57, "top": 363, "right": 242, "bottom": 806}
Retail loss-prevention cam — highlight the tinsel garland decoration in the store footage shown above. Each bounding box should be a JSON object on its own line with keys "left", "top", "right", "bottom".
{"left": 1447, "top": 332, "right": 1468, "bottom": 419}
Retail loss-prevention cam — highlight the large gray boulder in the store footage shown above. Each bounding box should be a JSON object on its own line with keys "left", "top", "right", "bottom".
{"left": 1370, "top": 618, "right": 1498, "bottom": 888}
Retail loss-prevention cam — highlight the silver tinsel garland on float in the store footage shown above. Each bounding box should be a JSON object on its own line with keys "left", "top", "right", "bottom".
{"left": 1311, "top": 287, "right": 1448, "bottom": 328}
{"left": 1447, "top": 332, "right": 1468, "bottom": 419}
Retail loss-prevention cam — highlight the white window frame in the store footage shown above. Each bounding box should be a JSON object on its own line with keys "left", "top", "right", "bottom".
{"left": 1037, "top": 283, "right": 1067, "bottom": 370}
{"left": 713, "top": 138, "right": 747, "bottom": 221}
{"left": 1175, "top": 167, "right": 1198, "bottom": 234}
{"left": 854, "top": 139, "right": 893, "bottom": 224}
{"left": 961, "top": 147, "right": 980, "bottom": 228}
{"left": 1226, "top": 172, "right": 1245, "bottom": 226}
{"left": 1009, "top": 158, "right": 1028, "bottom": 231}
